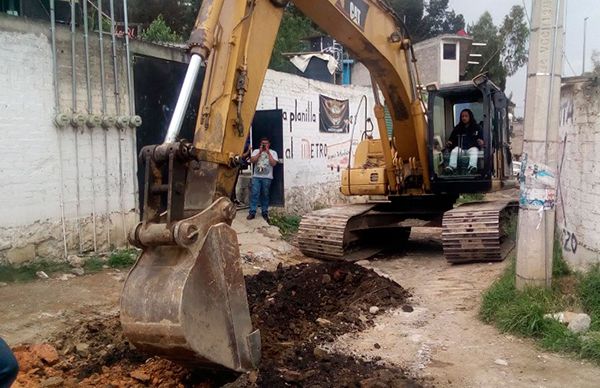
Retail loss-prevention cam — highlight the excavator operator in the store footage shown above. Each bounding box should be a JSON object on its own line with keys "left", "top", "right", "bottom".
{"left": 445, "top": 108, "right": 484, "bottom": 174}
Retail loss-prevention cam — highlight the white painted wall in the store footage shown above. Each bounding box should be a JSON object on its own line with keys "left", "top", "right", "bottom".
{"left": 257, "top": 70, "right": 380, "bottom": 213}
{"left": 557, "top": 78, "right": 600, "bottom": 269}
{"left": 440, "top": 41, "right": 460, "bottom": 84}
{"left": 0, "top": 16, "right": 137, "bottom": 264}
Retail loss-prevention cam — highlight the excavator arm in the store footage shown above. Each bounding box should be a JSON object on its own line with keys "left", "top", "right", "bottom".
{"left": 121, "top": 0, "right": 428, "bottom": 372}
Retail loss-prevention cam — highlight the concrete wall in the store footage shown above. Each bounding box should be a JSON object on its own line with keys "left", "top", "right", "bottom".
{"left": 0, "top": 14, "right": 138, "bottom": 264}
{"left": 556, "top": 76, "right": 600, "bottom": 269}
{"left": 413, "top": 38, "right": 439, "bottom": 87}
{"left": 257, "top": 70, "right": 379, "bottom": 214}
{"left": 0, "top": 13, "right": 377, "bottom": 262}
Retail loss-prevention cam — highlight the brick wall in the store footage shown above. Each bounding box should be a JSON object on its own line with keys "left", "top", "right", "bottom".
{"left": 557, "top": 77, "right": 600, "bottom": 269}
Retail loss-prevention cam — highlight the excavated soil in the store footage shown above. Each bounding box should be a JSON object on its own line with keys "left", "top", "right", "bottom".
{"left": 13, "top": 262, "right": 418, "bottom": 387}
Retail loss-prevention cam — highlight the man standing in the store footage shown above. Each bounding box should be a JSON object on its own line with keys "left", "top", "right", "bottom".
{"left": 247, "top": 137, "right": 278, "bottom": 222}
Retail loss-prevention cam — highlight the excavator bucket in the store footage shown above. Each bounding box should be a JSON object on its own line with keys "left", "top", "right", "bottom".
{"left": 120, "top": 198, "right": 260, "bottom": 372}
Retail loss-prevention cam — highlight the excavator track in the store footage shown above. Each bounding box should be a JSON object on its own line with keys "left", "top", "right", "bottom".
{"left": 297, "top": 204, "right": 377, "bottom": 261}
{"left": 442, "top": 200, "right": 517, "bottom": 264}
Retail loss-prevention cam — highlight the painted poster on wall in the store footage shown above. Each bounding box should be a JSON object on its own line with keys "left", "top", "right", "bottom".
{"left": 319, "top": 95, "right": 350, "bottom": 133}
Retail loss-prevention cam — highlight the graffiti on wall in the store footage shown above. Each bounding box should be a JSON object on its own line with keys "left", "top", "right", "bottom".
{"left": 561, "top": 228, "right": 578, "bottom": 254}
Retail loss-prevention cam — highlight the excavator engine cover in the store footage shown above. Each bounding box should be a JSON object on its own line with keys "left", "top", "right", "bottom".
{"left": 120, "top": 198, "right": 261, "bottom": 372}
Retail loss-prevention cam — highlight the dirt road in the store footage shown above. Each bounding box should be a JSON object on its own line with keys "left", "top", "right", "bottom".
{"left": 1, "top": 222, "right": 599, "bottom": 387}
{"left": 330, "top": 228, "right": 600, "bottom": 387}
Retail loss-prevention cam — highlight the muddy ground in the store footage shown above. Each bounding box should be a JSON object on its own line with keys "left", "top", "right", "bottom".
{"left": 3, "top": 215, "right": 600, "bottom": 387}
{"left": 10, "top": 262, "right": 419, "bottom": 387}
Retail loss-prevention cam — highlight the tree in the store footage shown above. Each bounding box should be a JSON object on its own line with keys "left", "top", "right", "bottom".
{"left": 128, "top": 0, "right": 201, "bottom": 38}
{"left": 386, "top": 0, "right": 424, "bottom": 40}
{"left": 465, "top": 6, "right": 529, "bottom": 90}
{"left": 140, "top": 14, "right": 183, "bottom": 44}
{"left": 499, "top": 5, "right": 529, "bottom": 76}
{"left": 269, "top": 5, "right": 318, "bottom": 73}
{"left": 593, "top": 50, "right": 600, "bottom": 75}
{"left": 387, "top": 0, "right": 464, "bottom": 42}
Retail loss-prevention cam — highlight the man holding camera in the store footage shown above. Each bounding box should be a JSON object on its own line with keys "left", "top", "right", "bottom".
{"left": 247, "top": 137, "right": 278, "bottom": 222}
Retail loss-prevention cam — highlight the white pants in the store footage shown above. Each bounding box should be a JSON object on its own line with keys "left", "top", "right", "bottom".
{"left": 449, "top": 146, "right": 479, "bottom": 169}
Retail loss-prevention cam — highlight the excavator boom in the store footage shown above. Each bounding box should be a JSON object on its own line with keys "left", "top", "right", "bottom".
{"left": 121, "top": 0, "right": 428, "bottom": 372}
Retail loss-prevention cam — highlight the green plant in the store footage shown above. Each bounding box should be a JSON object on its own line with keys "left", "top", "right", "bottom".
{"left": 539, "top": 318, "right": 581, "bottom": 353}
{"left": 580, "top": 332, "right": 600, "bottom": 361}
{"left": 481, "top": 255, "right": 600, "bottom": 363}
{"left": 269, "top": 213, "right": 302, "bottom": 240}
{"left": 579, "top": 265, "right": 600, "bottom": 331}
{"left": 553, "top": 238, "right": 571, "bottom": 277}
{"left": 140, "top": 15, "right": 182, "bottom": 43}
{"left": 501, "top": 211, "right": 518, "bottom": 241}
{"left": 0, "top": 261, "right": 71, "bottom": 283}
{"left": 456, "top": 193, "right": 485, "bottom": 204}
{"left": 108, "top": 249, "right": 139, "bottom": 269}
{"left": 83, "top": 257, "right": 106, "bottom": 273}
{"left": 480, "top": 258, "right": 517, "bottom": 323}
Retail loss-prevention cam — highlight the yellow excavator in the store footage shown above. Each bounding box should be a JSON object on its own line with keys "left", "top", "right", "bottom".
{"left": 121, "top": 0, "right": 515, "bottom": 373}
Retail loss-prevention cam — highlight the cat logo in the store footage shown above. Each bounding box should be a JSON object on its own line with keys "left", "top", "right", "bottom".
{"left": 341, "top": 0, "right": 369, "bottom": 30}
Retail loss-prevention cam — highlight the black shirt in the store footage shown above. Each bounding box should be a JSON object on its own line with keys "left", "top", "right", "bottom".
{"left": 449, "top": 122, "right": 483, "bottom": 149}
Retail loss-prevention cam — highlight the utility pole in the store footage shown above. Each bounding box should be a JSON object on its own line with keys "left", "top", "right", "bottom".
{"left": 582, "top": 17, "right": 589, "bottom": 74}
{"left": 516, "top": 0, "right": 564, "bottom": 289}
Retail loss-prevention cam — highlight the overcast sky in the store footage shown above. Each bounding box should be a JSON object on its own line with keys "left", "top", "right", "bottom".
{"left": 448, "top": 0, "right": 600, "bottom": 116}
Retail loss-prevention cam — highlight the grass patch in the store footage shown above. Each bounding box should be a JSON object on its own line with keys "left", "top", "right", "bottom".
{"left": 0, "top": 261, "right": 71, "bottom": 283}
{"left": 269, "top": 213, "right": 302, "bottom": 240}
{"left": 456, "top": 193, "right": 485, "bottom": 204}
{"left": 553, "top": 238, "right": 571, "bottom": 277}
{"left": 0, "top": 249, "right": 139, "bottom": 284}
{"left": 579, "top": 265, "right": 600, "bottom": 331}
{"left": 107, "top": 249, "right": 138, "bottom": 268}
{"left": 83, "top": 257, "right": 106, "bottom": 273}
{"left": 481, "top": 247, "right": 600, "bottom": 363}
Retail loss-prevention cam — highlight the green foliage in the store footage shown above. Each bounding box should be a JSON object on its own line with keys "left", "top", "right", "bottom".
{"left": 499, "top": 6, "right": 529, "bottom": 76}
{"left": 581, "top": 332, "right": 600, "bottom": 360}
{"left": 553, "top": 238, "right": 571, "bottom": 277}
{"left": 140, "top": 14, "right": 183, "bottom": 44}
{"left": 502, "top": 211, "right": 518, "bottom": 241}
{"left": 83, "top": 257, "right": 106, "bottom": 274}
{"left": 108, "top": 249, "right": 139, "bottom": 268}
{"left": 481, "top": 254, "right": 600, "bottom": 363}
{"left": 480, "top": 258, "right": 517, "bottom": 323}
{"left": 592, "top": 50, "right": 600, "bottom": 76}
{"left": 129, "top": 0, "right": 201, "bottom": 38}
{"left": 579, "top": 265, "right": 600, "bottom": 331}
{"left": 456, "top": 193, "right": 484, "bottom": 204}
{"left": 386, "top": 0, "right": 424, "bottom": 39}
{"left": 269, "top": 213, "right": 302, "bottom": 240}
{"left": 539, "top": 319, "right": 582, "bottom": 353}
{"left": 0, "top": 249, "right": 138, "bottom": 284}
{"left": 269, "top": 5, "right": 317, "bottom": 73}
{"left": 387, "top": 0, "right": 464, "bottom": 42}
{"left": 0, "top": 261, "right": 71, "bottom": 283}
{"left": 465, "top": 6, "right": 529, "bottom": 90}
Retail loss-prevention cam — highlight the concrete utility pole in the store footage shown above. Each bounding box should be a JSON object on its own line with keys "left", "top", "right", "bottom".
{"left": 516, "top": 0, "right": 564, "bottom": 289}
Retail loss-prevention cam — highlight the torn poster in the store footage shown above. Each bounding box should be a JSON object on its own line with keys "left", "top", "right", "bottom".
{"left": 518, "top": 154, "right": 557, "bottom": 210}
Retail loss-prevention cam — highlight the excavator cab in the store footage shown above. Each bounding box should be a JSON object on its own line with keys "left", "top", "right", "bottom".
{"left": 427, "top": 76, "right": 513, "bottom": 194}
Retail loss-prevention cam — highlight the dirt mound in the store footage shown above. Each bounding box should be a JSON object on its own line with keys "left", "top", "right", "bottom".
{"left": 13, "top": 262, "right": 418, "bottom": 387}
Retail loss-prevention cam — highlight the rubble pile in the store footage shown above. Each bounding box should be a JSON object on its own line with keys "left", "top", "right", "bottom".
{"left": 13, "top": 262, "right": 418, "bottom": 387}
